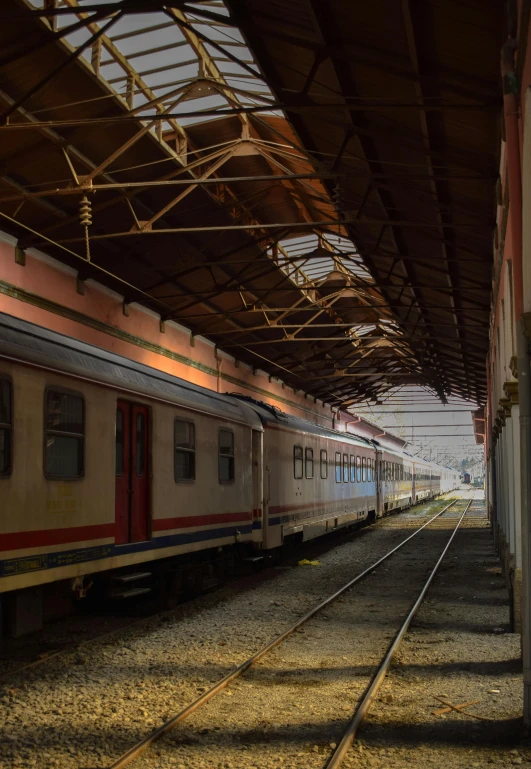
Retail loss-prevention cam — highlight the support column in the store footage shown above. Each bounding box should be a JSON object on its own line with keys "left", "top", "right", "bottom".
{"left": 506, "top": 381, "right": 522, "bottom": 631}
{"left": 517, "top": 319, "right": 531, "bottom": 723}
{"left": 491, "top": 438, "right": 499, "bottom": 550}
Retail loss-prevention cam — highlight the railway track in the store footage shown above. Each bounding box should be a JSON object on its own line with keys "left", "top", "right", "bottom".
{"left": 103, "top": 497, "right": 472, "bottom": 769}
{"left": 325, "top": 498, "right": 472, "bottom": 768}
{"left": 0, "top": 496, "right": 456, "bottom": 684}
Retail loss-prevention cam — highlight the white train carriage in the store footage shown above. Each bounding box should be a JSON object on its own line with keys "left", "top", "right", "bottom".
{"left": 0, "top": 311, "right": 461, "bottom": 633}
{"left": 0, "top": 312, "right": 263, "bottom": 600}
{"left": 412, "top": 458, "right": 435, "bottom": 502}
{"left": 377, "top": 449, "right": 414, "bottom": 513}
{"left": 231, "top": 398, "right": 378, "bottom": 549}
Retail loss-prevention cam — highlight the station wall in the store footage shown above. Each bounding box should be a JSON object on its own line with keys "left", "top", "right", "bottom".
{"left": 485, "top": 1, "right": 531, "bottom": 633}
{"left": 0, "top": 228, "right": 405, "bottom": 451}
{"left": 0, "top": 231, "right": 343, "bottom": 428}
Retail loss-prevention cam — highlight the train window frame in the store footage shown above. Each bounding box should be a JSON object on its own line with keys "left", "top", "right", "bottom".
{"left": 320, "top": 449, "right": 328, "bottom": 479}
{"left": 174, "top": 418, "right": 196, "bottom": 483}
{"left": 362, "top": 457, "right": 367, "bottom": 482}
{"left": 294, "top": 445, "right": 303, "bottom": 480}
{"left": 335, "top": 452, "right": 341, "bottom": 483}
{"left": 44, "top": 387, "right": 85, "bottom": 480}
{"left": 305, "top": 447, "right": 314, "bottom": 479}
{"left": 350, "top": 455, "right": 356, "bottom": 482}
{"left": 0, "top": 375, "right": 13, "bottom": 478}
{"left": 219, "top": 428, "right": 235, "bottom": 484}
{"left": 343, "top": 453, "right": 349, "bottom": 483}
{"left": 356, "top": 455, "right": 361, "bottom": 483}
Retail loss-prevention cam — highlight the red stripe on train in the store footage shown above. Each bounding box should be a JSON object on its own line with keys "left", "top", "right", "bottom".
{"left": 0, "top": 523, "right": 116, "bottom": 552}
{"left": 152, "top": 511, "right": 251, "bottom": 531}
{"left": 0, "top": 512, "right": 253, "bottom": 552}
{"left": 268, "top": 498, "right": 366, "bottom": 515}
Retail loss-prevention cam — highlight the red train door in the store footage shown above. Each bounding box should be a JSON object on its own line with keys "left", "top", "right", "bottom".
{"left": 115, "top": 400, "right": 150, "bottom": 544}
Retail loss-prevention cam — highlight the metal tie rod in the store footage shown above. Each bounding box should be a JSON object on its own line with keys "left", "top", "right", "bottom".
{"left": 325, "top": 499, "right": 472, "bottom": 769}
{"left": 107, "top": 499, "right": 458, "bottom": 769}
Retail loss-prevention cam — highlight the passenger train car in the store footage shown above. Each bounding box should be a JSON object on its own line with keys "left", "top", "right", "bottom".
{"left": 0, "top": 313, "right": 459, "bottom": 629}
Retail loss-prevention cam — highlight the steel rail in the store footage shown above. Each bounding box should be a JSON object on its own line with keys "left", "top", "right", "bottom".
{"left": 324, "top": 498, "right": 472, "bottom": 769}
{"left": 107, "top": 498, "right": 458, "bottom": 769}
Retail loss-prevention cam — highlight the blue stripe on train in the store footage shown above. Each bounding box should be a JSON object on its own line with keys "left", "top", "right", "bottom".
{"left": 0, "top": 524, "right": 253, "bottom": 578}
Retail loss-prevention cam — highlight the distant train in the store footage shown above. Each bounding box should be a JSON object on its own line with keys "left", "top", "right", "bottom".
{"left": 463, "top": 472, "right": 471, "bottom": 484}
{"left": 0, "top": 313, "right": 460, "bottom": 626}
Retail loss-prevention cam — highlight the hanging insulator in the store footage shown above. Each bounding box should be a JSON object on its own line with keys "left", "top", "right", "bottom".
{"left": 79, "top": 195, "right": 92, "bottom": 227}
{"left": 333, "top": 182, "right": 343, "bottom": 211}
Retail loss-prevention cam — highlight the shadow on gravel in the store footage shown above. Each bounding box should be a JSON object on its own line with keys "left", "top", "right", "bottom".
{"left": 411, "top": 616, "right": 513, "bottom": 632}
{"left": 3, "top": 711, "right": 525, "bottom": 769}
{"left": 392, "top": 657, "right": 522, "bottom": 677}
{"left": 362, "top": 714, "right": 524, "bottom": 748}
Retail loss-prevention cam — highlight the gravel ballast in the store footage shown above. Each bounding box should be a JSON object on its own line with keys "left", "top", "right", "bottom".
{"left": 0, "top": 490, "right": 526, "bottom": 769}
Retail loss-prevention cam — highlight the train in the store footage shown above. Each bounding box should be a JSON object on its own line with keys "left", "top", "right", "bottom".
{"left": 0, "top": 312, "right": 460, "bottom": 633}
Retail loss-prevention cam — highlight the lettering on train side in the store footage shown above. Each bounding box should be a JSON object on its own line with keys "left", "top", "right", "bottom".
{"left": 46, "top": 498, "right": 79, "bottom": 513}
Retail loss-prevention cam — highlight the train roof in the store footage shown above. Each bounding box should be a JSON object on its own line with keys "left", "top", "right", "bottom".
{"left": 229, "top": 395, "right": 458, "bottom": 473}
{"left": 0, "top": 312, "right": 262, "bottom": 429}
{"left": 229, "top": 394, "right": 380, "bottom": 450}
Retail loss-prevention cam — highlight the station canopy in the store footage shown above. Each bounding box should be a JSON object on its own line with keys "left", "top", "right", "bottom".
{"left": 0, "top": 0, "right": 502, "bottom": 408}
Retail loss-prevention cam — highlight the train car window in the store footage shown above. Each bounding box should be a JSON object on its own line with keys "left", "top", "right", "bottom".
{"left": 362, "top": 457, "right": 367, "bottom": 482}
{"left": 350, "top": 455, "right": 356, "bottom": 482}
{"left": 219, "top": 429, "right": 235, "bottom": 483}
{"left": 320, "top": 449, "right": 328, "bottom": 479}
{"left": 343, "top": 453, "right": 349, "bottom": 482}
{"left": 174, "top": 419, "right": 195, "bottom": 482}
{"left": 356, "top": 455, "right": 361, "bottom": 482}
{"left": 0, "top": 377, "right": 12, "bottom": 477}
{"left": 305, "top": 448, "right": 314, "bottom": 479}
{"left": 116, "top": 409, "right": 124, "bottom": 476}
{"left": 293, "top": 445, "right": 303, "bottom": 479}
{"left": 335, "top": 452, "right": 341, "bottom": 483}
{"left": 45, "top": 390, "right": 84, "bottom": 479}
{"left": 367, "top": 458, "right": 371, "bottom": 482}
